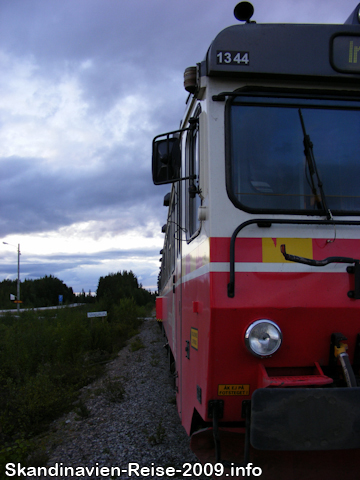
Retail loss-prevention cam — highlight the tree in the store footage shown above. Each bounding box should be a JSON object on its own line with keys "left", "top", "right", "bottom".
{"left": 96, "top": 270, "right": 154, "bottom": 306}
{"left": 0, "top": 276, "right": 75, "bottom": 309}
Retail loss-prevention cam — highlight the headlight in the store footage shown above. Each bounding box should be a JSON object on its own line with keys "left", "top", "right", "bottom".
{"left": 245, "top": 320, "right": 282, "bottom": 358}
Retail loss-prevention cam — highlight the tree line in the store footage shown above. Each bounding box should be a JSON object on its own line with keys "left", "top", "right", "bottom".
{"left": 0, "top": 270, "right": 155, "bottom": 310}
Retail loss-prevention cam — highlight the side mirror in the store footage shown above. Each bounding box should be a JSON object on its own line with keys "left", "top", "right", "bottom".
{"left": 152, "top": 136, "right": 181, "bottom": 185}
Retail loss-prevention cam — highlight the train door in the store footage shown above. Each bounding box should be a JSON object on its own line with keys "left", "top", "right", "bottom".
{"left": 180, "top": 107, "right": 201, "bottom": 427}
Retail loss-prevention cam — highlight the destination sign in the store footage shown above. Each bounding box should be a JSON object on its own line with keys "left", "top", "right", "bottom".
{"left": 332, "top": 35, "right": 360, "bottom": 73}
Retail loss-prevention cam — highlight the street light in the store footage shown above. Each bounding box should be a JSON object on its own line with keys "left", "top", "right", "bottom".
{"left": 2, "top": 242, "right": 21, "bottom": 312}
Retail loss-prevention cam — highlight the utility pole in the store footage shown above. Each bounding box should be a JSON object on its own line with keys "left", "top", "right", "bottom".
{"left": 17, "top": 243, "right": 20, "bottom": 312}
{"left": 2, "top": 242, "right": 21, "bottom": 312}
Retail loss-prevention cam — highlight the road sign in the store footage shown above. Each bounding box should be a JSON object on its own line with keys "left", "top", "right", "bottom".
{"left": 87, "top": 311, "right": 107, "bottom": 318}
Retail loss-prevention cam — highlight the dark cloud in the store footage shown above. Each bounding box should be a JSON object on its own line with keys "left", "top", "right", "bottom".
{"left": 0, "top": 153, "right": 164, "bottom": 236}
{"left": 0, "top": 0, "right": 237, "bottom": 117}
{"left": 0, "top": 0, "right": 357, "bottom": 292}
{"left": 0, "top": 246, "right": 160, "bottom": 292}
{"left": 0, "top": 1, "right": 231, "bottom": 61}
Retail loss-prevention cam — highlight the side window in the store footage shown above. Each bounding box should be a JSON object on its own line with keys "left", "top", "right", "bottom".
{"left": 159, "top": 187, "right": 177, "bottom": 292}
{"left": 168, "top": 183, "right": 182, "bottom": 276}
{"left": 169, "top": 193, "right": 176, "bottom": 273}
{"left": 186, "top": 107, "right": 201, "bottom": 239}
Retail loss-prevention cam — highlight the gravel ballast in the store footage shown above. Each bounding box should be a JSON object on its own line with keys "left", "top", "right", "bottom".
{"left": 37, "top": 318, "right": 208, "bottom": 480}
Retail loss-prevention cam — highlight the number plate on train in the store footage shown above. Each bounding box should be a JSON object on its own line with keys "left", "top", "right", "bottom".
{"left": 216, "top": 51, "right": 250, "bottom": 65}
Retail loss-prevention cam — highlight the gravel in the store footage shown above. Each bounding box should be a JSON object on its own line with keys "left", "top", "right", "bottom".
{"left": 37, "top": 317, "right": 206, "bottom": 480}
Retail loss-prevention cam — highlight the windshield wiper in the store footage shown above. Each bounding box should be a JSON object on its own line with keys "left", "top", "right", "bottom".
{"left": 298, "top": 108, "right": 331, "bottom": 220}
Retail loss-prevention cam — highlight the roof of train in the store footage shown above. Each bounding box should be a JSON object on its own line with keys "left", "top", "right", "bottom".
{"left": 199, "top": 3, "right": 360, "bottom": 81}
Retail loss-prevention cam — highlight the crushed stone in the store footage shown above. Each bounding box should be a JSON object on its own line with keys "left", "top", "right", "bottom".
{"left": 38, "top": 318, "right": 208, "bottom": 480}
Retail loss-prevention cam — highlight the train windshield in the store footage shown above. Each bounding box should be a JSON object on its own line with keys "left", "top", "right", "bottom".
{"left": 227, "top": 95, "right": 360, "bottom": 215}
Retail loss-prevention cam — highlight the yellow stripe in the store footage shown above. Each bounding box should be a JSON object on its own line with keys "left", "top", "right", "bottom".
{"left": 262, "top": 238, "right": 313, "bottom": 263}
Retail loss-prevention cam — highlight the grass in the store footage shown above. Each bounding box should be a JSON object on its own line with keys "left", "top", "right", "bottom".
{"left": 130, "top": 336, "right": 145, "bottom": 352}
{"left": 0, "top": 298, "right": 153, "bottom": 478}
{"left": 101, "top": 377, "right": 126, "bottom": 403}
{"left": 148, "top": 419, "right": 166, "bottom": 445}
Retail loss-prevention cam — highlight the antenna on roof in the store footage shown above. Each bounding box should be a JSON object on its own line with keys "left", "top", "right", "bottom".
{"left": 234, "top": 2, "right": 255, "bottom": 23}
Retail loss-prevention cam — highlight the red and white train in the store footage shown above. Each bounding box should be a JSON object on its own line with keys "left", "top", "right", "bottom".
{"left": 153, "top": 2, "right": 360, "bottom": 477}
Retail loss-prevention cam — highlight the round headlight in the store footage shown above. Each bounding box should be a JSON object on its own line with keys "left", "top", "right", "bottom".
{"left": 245, "top": 320, "right": 282, "bottom": 358}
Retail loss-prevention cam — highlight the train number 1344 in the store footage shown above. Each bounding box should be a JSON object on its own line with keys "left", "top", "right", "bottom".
{"left": 216, "top": 50, "right": 250, "bottom": 65}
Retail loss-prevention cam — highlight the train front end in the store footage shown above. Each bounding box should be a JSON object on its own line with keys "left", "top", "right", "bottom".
{"left": 154, "top": 3, "right": 360, "bottom": 478}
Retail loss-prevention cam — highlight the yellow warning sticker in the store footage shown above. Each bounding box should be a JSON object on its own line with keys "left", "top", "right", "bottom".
{"left": 191, "top": 328, "right": 198, "bottom": 350}
{"left": 218, "top": 384, "right": 250, "bottom": 396}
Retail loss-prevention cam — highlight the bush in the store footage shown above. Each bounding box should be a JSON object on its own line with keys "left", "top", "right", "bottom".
{"left": 0, "top": 290, "right": 153, "bottom": 466}
{"left": 55, "top": 315, "right": 90, "bottom": 365}
{"left": 0, "top": 293, "right": 153, "bottom": 460}
{"left": 0, "top": 437, "right": 35, "bottom": 479}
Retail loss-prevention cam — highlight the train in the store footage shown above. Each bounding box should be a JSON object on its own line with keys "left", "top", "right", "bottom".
{"left": 152, "top": 2, "right": 360, "bottom": 478}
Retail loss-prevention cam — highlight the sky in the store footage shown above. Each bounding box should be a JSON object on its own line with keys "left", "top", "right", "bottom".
{"left": 0, "top": 0, "right": 358, "bottom": 295}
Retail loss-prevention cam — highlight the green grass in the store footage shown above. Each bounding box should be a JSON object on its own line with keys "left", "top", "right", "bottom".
{"left": 130, "top": 337, "right": 145, "bottom": 352}
{"left": 0, "top": 298, "right": 152, "bottom": 477}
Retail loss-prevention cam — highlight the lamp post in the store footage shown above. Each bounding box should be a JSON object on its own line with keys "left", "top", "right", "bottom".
{"left": 2, "top": 242, "right": 21, "bottom": 312}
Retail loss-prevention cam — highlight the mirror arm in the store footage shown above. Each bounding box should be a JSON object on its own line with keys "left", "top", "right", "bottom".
{"left": 154, "top": 174, "right": 196, "bottom": 186}
{"left": 153, "top": 125, "right": 194, "bottom": 144}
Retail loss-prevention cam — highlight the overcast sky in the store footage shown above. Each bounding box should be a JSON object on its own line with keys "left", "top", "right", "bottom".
{"left": 0, "top": 0, "right": 357, "bottom": 295}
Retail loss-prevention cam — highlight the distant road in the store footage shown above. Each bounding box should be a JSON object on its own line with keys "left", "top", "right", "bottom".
{"left": 0, "top": 303, "right": 85, "bottom": 314}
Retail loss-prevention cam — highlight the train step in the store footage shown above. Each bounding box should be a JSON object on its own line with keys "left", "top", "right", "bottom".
{"left": 259, "top": 362, "right": 333, "bottom": 387}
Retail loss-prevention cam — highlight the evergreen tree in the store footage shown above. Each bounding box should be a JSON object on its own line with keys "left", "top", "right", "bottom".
{"left": 96, "top": 270, "right": 153, "bottom": 306}
{"left": 0, "top": 276, "right": 75, "bottom": 309}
